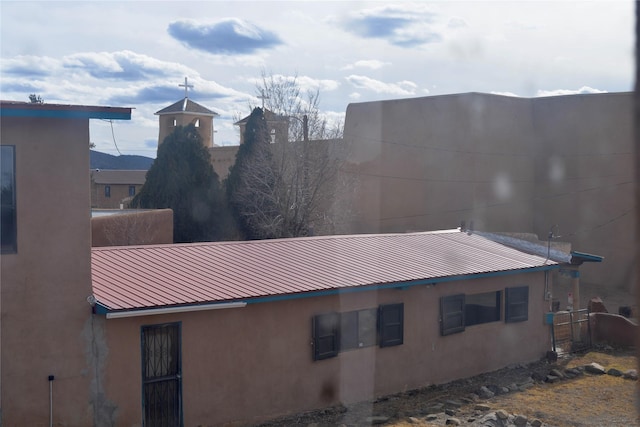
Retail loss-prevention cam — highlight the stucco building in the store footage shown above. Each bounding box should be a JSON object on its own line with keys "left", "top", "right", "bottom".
{"left": 90, "top": 169, "right": 147, "bottom": 208}
{"left": 0, "top": 101, "right": 131, "bottom": 425}
{"left": 340, "top": 92, "right": 635, "bottom": 300}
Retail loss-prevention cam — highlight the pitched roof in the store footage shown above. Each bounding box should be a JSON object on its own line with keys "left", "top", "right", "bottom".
{"left": 91, "top": 230, "right": 559, "bottom": 314}
{"left": 91, "top": 169, "right": 147, "bottom": 185}
{"left": 155, "top": 98, "right": 219, "bottom": 116}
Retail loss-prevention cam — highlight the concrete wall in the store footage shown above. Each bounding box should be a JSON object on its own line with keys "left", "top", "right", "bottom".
{"left": 0, "top": 117, "right": 95, "bottom": 425}
{"left": 101, "top": 270, "right": 549, "bottom": 426}
{"left": 342, "top": 92, "right": 635, "bottom": 293}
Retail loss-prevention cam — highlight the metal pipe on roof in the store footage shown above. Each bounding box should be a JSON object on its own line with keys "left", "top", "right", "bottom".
{"left": 105, "top": 302, "right": 246, "bottom": 319}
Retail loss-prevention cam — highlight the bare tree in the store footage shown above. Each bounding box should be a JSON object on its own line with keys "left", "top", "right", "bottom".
{"left": 228, "top": 98, "right": 353, "bottom": 239}
{"left": 254, "top": 70, "right": 343, "bottom": 141}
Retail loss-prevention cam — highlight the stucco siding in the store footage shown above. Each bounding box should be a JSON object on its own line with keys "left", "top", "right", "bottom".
{"left": 1, "top": 116, "right": 95, "bottom": 426}
{"left": 101, "top": 270, "right": 549, "bottom": 426}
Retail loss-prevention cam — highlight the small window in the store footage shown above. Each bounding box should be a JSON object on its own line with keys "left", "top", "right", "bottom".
{"left": 270, "top": 128, "right": 276, "bottom": 143}
{"left": 465, "top": 291, "right": 501, "bottom": 326}
{"left": 129, "top": 185, "right": 136, "bottom": 197}
{"left": 340, "top": 308, "right": 377, "bottom": 351}
{"left": 440, "top": 294, "right": 465, "bottom": 336}
{"left": 171, "top": 118, "right": 177, "bottom": 127}
{"left": 505, "top": 286, "right": 529, "bottom": 322}
{"left": 312, "top": 312, "right": 339, "bottom": 360}
{"left": 194, "top": 119, "right": 200, "bottom": 128}
{"left": 379, "top": 303, "right": 403, "bottom": 347}
{"left": 104, "top": 185, "right": 111, "bottom": 198}
{"left": 1, "top": 145, "right": 17, "bottom": 253}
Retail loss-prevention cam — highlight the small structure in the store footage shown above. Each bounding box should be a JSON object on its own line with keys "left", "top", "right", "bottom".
{"left": 90, "top": 169, "right": 147, "bottom": 208}
{"left": 91, "top": 229, "right": 579, "bottom": 426}
{"left": 234, "top": 108, "right": 289, "bottom": 145}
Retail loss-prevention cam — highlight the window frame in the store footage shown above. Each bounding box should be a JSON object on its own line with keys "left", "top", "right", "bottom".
{"left": 339, "top": 308, "right": 377, "bottom": 351}
{"left": 505, "top": 286, "right": 529, "bottom": 323}
{"left": 312, "top": 312, "right": 339, "bottom": 361}
{"left": 379, "top": 303, "right": 404, "bottom": 347}
{"left": 440, "top": 294, "right": 466, "bottom": 336}
{"left": 465, "top": 291, "right": 501, "bottom": 326}
{"left": 1, "top": 145, "right": 17, "bottom": 254}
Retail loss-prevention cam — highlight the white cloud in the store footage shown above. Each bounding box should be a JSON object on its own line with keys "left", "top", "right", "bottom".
{"left": 345, "top": 75, "right": 417, "bottom": 96}
{"left": 536, "top": 86, "right": 607, "bottom": 97}
{"left": 341, "top": 60, "right": 391, "bottom": 70}
{"left": 349, "top": 92, "right": 362, "bottom": 100}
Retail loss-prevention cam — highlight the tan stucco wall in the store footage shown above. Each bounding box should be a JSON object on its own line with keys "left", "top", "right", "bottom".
{"left": 342, "top": 92, "right": 635, "bottom": 295}
{"left": 158, "top": 113, "right": 214, "bottom": 149}
{"left": 102, "top": 270, "right": 549, "bottom": 426}
{"left": 91, "top": 209, "right": 173, "bottom": 246}
{"left": 1, "top": 117, "right": 95, "bottom": 425}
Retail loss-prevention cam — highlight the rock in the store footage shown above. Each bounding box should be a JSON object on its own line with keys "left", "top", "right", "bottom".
{"left": 518, "top": 383, "right": 534, "bottom": 391}
{"left": 607, "top": 368, "right": 623, "bottom": 377}
{"left": 365, "top": 416, "right": 389, "bottom": 425}
{"left": 623, "top": 369, "right": 638, "bottom": 380}
{"left": 585, "top": 362, "right": 606, "bottom": 374}
{"left": 550, "top": 368, "right": 565, "bottom": 378}
{"left": 531, "top": 419, "right": 543, "bottom": 427}
{"left": 514, "top": 414, "right": 528, "bottom": 426}
{"left": 445, "top": 408, "right": 457, "bottom": 416}
{"left": 467, "top": 393, "right": 480, "bottom": 401}
{"left": 588, "top": 297, "right": 608, "bottom": 313}
{"left": 496, "top": 409, "right": 509, "bottom": 420}
{"left": 478, "top": 413, "right": 498, "bottom": 424}
{"left": 425, "top": 414, "right": 438, "bottom": 421}
{"left": 445, "top": 417, "right": 461, "bottom": 425}
{"left": 475, "top": 404, "right": 491, "bottom": 411}
{"left": 425, "top": 403, "right": 444, "bottom": 413}
{"left": 445, "top": 399, "right": 463, "bottom": 408}
{"left": 478, "top": 386, "right": 495, "bottom": 399}
{"left": 500, "top": 387, "right": 510, "bottom": 394}
{"left": 507, "top": 383, "right": 519, "bottom": 392}
{"left": 407, "top": 416, "right": 421, "bottom": 424}
{"left": 545, "top": 375, "right": 560, "bottom": 383}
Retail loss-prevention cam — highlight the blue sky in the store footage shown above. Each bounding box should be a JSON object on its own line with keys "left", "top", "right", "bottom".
{"left": 1, "top": 1, "right": 634, "bottom": 157}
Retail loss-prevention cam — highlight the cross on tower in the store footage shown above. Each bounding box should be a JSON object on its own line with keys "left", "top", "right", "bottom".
{"left": 257, "top": 89, "right": 269, "bottom": 109}
{"left": 179, "top": 77, "right": 194, "bottom": 98}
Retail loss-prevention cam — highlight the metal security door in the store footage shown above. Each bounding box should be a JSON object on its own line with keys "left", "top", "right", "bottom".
{"left": 142, "top": 323, "right": 182, "bottom": 427}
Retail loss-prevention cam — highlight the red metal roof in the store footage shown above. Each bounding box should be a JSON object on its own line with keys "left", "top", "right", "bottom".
{"left": 91, "top": 230, "right": 558, "bottom": 312}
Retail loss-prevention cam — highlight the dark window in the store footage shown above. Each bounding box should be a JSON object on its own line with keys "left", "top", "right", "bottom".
{"left": 1, "top": 146, "right": 16, "bottom": 253}
{"left": 104, "top": 185, "right": 111, "bottom": 198}
{"left": 340, "top": 308, "right": 377, "bottom": 351}
{"left": 505, "top": 286, "right": 529, "bottom": 322}
{"left": 465, "top": 291, "right": 501, "bottom": 326}
{"left": 312, "top": 312, "right": 339, "bottom": 360}
{"left": 379, "top": 303, "right": 404, "bottom": 347}
{"left": 441, "top": 294, "right": 465, "bottom": 335}
{"left": 129, "top": 185, "right": 136, "bottom": 197}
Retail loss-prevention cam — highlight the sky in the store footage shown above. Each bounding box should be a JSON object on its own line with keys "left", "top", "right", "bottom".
{"left": 0, "top": 1, "right": 634, "bottom": 158}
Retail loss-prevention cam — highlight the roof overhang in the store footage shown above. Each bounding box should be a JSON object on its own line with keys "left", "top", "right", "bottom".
{"left": 570, "top": 251, "right": 604, "bottom": 265}
{"left": 97, "top": 301, "right": 247, "bottom": 319}
{"left": 1, "top": 101, "right": 132, "bottom": 120}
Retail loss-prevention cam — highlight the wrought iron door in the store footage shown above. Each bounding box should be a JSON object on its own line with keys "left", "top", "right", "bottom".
{"left": 142, "top": 323, "right": 182, "bottom": 427}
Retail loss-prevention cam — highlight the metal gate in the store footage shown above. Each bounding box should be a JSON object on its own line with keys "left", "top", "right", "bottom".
{"left": 551, "top": 308, "right": 591, "bottom": 354}
{"left": 142, "top": 323, "right": 182, "bottom": 427}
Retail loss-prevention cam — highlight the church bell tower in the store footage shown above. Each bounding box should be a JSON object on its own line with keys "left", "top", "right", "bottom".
{"left": 155, "top": 77, "right": 219, "bottom": 150}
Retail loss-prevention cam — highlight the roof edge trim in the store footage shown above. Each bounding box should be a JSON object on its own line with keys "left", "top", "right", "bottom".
{"left": 102, "top": 301, "right": 246, "bottom": 319}
{"left": 243, "top": 264, "right": 560, "bottom": 305}
{"left": 1, "top": 107, "right": 131, "bottom": 120}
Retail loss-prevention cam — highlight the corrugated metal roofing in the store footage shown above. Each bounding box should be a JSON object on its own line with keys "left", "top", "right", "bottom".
{"left": 91, "top": 169, "right": 147, "bottom": 185}
{"left": 155, "top": 98, "right": 218, "bottom": 116}
{"left": 92, "top": 230, "right": 559, "bottom": 313}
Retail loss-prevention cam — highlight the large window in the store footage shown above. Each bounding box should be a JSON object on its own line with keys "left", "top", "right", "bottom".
{"left": 505, "top": 286, "right": 529, "bottom": 322}
{"left": 312, "top": 303, "right": 404, "bottom": 360}
{"left": 465, "top": 291, "right": 501, "bottom": 326}
{"left": 440, "top": 291, "right": 502, "bottom": 335}
{"left": 1, "top": 146, "right": 16, "bottom": 253}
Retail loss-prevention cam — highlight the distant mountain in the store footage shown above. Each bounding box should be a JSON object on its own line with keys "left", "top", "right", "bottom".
{"left": 90, "top": 150, "right": 154, "bottom": 170}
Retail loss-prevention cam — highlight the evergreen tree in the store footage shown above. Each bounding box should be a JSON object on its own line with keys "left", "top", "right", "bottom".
{"left": 226, "top": 108, "right": 281, "bottom": 239}
{"left": 132, "top": 124, "right": 230, "bottom": 242}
